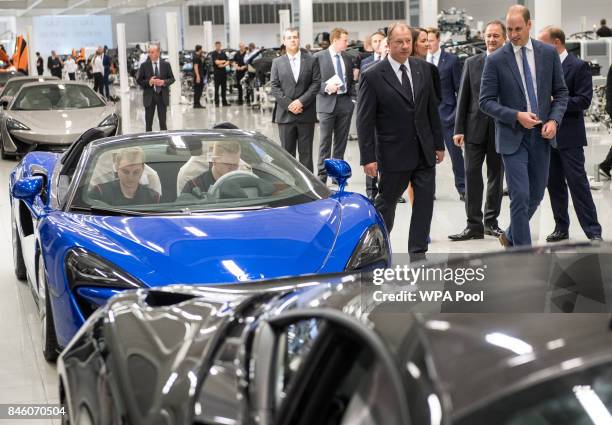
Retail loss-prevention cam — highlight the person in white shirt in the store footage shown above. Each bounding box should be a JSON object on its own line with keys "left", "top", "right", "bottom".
{"left": 92, "top": 46, "right": 104, "bottom": 96}
{"left": 65, "top": 55, "right": 77, "bottom": 80}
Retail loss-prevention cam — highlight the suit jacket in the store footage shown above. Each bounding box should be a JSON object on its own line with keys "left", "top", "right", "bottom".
{"left": 270, "top": 50, "right": 321, "bottom": 124}
{"left": 454, "top": 53, "right": 492, "bottom": 144}
{"left": 314, "top": 49, "right": 356, "bottom": 114}
{"left": 436, "top": 50, "right": 462, "bottom": 127}
{"left": 479, "top": 39, "right": 569, "bottom": 155}
{"left": 136, "top": 58, "right": 176, "bottom": 107}
{"left": 357, "top": 57, "right": 444, "bottom": 172}
{"left": 360, "top": 55, "right": 377, "bottom": 74}
{"left": 556, "top": 53, "right": 592, "bottom": 149}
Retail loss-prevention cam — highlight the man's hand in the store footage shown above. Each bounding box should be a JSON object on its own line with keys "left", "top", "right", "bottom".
{"left": 288, "top": 99, "right": 303, "bottom": 114}
{"left": 541, "top": 120, "right": 557, "bottom": 139}
{"left": 453, "top": 134, "right": 465, "bottom": 147}
{"left": 363, "top": 162, "right": 378, "bottom": 178}
{"left": 517, "top": 111, "right": 542, "bottom": 129}
{"left": 325, "top": 83, "right": 340, "bottom": 94}
{"left": 149, "top": 76, "right": 157, "bottom": 86}
{"left": 435, "top": 150, "right": 445, "bottom": 164}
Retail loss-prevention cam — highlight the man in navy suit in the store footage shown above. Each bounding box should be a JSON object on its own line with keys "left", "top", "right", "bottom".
{"left": 480, "top": 5, "right": 568, "bottom": 247}
{"left": 538, "top": 26, "right": 602, "bottom": 242}
{"left": 427, "top": 27, "right": 465, "bottom": 200}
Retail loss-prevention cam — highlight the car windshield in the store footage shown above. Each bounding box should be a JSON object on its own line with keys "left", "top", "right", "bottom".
{"left": 12, "top": 84, "right": 105, "bottom": 110}
{"left": 456, "top": 361, "right": 612, "bottom": 425}
{"left": 2, "top": 79, "right": 48, "bottom": 97}
{"left": 70, "top": 133, "right": 331, "bottom": 214}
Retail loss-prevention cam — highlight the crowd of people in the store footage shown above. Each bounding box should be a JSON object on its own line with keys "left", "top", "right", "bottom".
{"left": 264, "top": 5, "right": 609, "bottom": 258}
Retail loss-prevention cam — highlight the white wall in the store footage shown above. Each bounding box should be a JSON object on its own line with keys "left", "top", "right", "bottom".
{"left": 149, "top": 6, "right": 184, "bottom": 50}
{"left": 562, "top": 0, "right": 612, "bottom": 36}
{"left": 112, "top": 14, "right": 150, "bottom": 46}
{"left": 183, "top": 20, "right": 389, "bottom": 50}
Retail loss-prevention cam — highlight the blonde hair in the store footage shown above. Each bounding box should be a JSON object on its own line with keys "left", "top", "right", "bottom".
{"left": 212, "top": 140, "right": 241, "bottom": 158}
{"left": 113, "top": 147, "right": 144, "bottom": 169}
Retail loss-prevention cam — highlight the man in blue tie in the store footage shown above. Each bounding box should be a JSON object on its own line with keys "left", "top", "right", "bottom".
{"left": 314, "top": 28, "right": 356, "bottom": 183}
{"left": 480, "top": 5, "right": 568, "bottom": 247}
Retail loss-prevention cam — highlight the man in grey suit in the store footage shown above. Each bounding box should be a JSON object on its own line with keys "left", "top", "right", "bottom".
{"left": 449, "top": 20, "right": 506, "bottom": 241}
{"left": 315, "top": 28, "right": 356, "bottom": 183}
{"left": 270, "top": 27, "right": 321, "bottom": 171}
{"left": 480, "top": 5, "right": 568, "bottom": 247}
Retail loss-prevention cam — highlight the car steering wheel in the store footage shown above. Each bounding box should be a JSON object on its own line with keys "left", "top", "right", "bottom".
{"left": 208, "top": 170, "right": 261, "bottom": 199}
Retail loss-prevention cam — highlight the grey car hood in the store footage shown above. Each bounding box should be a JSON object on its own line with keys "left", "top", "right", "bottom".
{"left": 7, "top": 106, "right": 115, "bottom": 145}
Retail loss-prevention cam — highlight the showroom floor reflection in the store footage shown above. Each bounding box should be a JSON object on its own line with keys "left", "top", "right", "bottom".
{"left": 1, "top": 87, "right": 612, "bottom": 416}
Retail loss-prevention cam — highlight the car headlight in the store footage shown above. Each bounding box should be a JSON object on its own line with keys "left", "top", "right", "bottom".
{"left": 98, "top": 114, "right": 118, "bottom": 128}
{"left": 345, "top": 225, "right": 390, "bottom": 271}
{"left": 65, "top": 248, "right": 144, "bottom": 291}
{"left": 7, "top": 118, "right": 30, "bottom": 131}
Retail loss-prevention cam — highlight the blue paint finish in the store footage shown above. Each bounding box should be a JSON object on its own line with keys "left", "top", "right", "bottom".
{"left": 12, "top": 150, "right": 390, "bottom": 348}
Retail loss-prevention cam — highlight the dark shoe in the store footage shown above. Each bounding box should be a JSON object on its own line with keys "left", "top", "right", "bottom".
{"left": 448, "top": 228, "right": 484, "bottom": 241}
{"left": 459, "top": 192, "right": 465, "bottom": 202}
{"left": 397, "top": 196, "right": 406, "bottom": 203}
{"left": 484, "top": 224, "right": 504, "bottom": 237}
{"left": 237, "top": 100, "right": 244, "bottom": 105}
{"left": 599, "top": 165, "right": 611, "bottom": 180}
{"left": 215, "top": 102, "right": 220, "bottom": 107}
{"left": 193, "top": 104, "right": 203, "bottom": 109}
{"left": 222, "top": 102, "right": 231, "bottom": 106}
{"left": 589, "top": 235, "right": 603, "bottom": 242}
{"left": 498, "top": 232, "right": 512, "bottom": 248}
{"left": 546, "top": 230, "right": 569, "bottom": 243}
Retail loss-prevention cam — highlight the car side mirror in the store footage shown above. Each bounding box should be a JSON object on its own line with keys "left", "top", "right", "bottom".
{"left": 12, "top": 176, "right": 44, "bottom": 202}
{"left": 324, "top": 159, "right": 351, "bottom": 192}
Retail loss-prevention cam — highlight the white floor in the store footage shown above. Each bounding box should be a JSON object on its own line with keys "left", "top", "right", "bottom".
{"left": 1, "top": 87, "right": 612, "bottom": 419}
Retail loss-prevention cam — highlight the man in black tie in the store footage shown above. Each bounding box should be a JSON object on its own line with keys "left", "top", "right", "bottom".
{"left": 270, "top": 27, "right": 321, "bottom": 171}
{"left": 449, "top": 20, "right": 506, "bottom": 241}
{"left": 136, "top": 45, "right": 175, "bottom": 132}
{"left": 357, "top": 22, "right": 445, "bottom": 256}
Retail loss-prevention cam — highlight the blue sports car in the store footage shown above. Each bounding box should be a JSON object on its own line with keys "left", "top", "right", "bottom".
{"left": 9, "top": 128, "right": 390, "bottom": 361}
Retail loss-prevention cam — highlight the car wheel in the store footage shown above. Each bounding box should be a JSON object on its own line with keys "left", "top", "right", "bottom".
{"left": 38, "top": 253, "right": 60, "bottom": 362}
{"left": 11, "top": 209, "right": 26, "bottom": 281}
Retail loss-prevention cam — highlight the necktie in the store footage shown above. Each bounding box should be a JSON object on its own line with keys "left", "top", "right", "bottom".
{"left": 154, "top": 62, "right": 161, "bottom": 93}
{"left": 521, "top": 46, "right": 538, "bottom": 115}
{"left": 399, "top": 64, "right": 414, "bottom": 104}
{"left": 335, "top": 54, "right": 346, "bottom": 93}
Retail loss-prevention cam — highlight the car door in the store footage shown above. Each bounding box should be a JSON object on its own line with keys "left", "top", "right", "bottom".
{"left": 247, "top": 311, "right": 410, "bottom": 425}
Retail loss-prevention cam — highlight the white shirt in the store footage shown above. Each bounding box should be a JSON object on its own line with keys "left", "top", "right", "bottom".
{"left": 65, "top": 58, "right": 77, "bottom": 73}
{"left": 92, "top": 55, "right": 104, "bottom": 74}
{"left": 512, "top": 38, "right": 538, "bottom": 113}
{"left": 387, "top": 55, "right": 414, "bottom": 97}
{"left": 559, "top": 49, "right": 568, "bottom": 64}
{"left": 328, "top": 46, "right": 347, "bottom": 94}
{"left": 427, "top": 49, "right": 441, "bottom": 66}
{"left": 286, "top": 50, "right": 301, "bottom": 82}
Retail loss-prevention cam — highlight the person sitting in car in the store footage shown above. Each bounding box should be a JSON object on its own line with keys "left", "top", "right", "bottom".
{"left": 181, "top": 140, "right": 242, "bottom": 196}
{"left": 89, "top": 146, "right": 160, "bottom": 206}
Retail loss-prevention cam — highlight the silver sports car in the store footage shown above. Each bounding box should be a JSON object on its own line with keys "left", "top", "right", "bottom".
{"left": 0, "top": 81, "right": 120, "bottom": 159}
{"left": 0, "top": 75, "right": 58, "bottom": 108}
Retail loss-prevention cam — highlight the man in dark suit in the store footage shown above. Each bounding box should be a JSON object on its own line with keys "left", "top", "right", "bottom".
{"left": 211, "top": 41, "right": 230, "bottom": 107}
{"left": 596, "top": 19, "right": 612, "bottom": 37}
{"left": 449, "top": 20, "right": 506, "bottom": 241}
{"left": 136, "top": 45, "right": 175, "bottom": 132}
{"left": 427, "top": 27, "right": 465, "bottom": 200}
{"left": 315, "top": 28, "right": 356, "bottom": 183}
{"left": 270, "top": 27, "right": 321, "bottom": 171}
{"left": 193, "top": 45, "right": 206, "bottom": 108}
{"left": 538, "top": 26, "right": 602, "bottom": 242}
{"left": 598, "top": 65, "right": 612, "bottom": 178}
{"left": 359, "top": 31, "right": 386, "bottom": 200}
{"left": 357, "top": 22, "right": 445, "bottom": 256}
{"left": 480, "top": 5, "right": 568, "bottom": 247}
